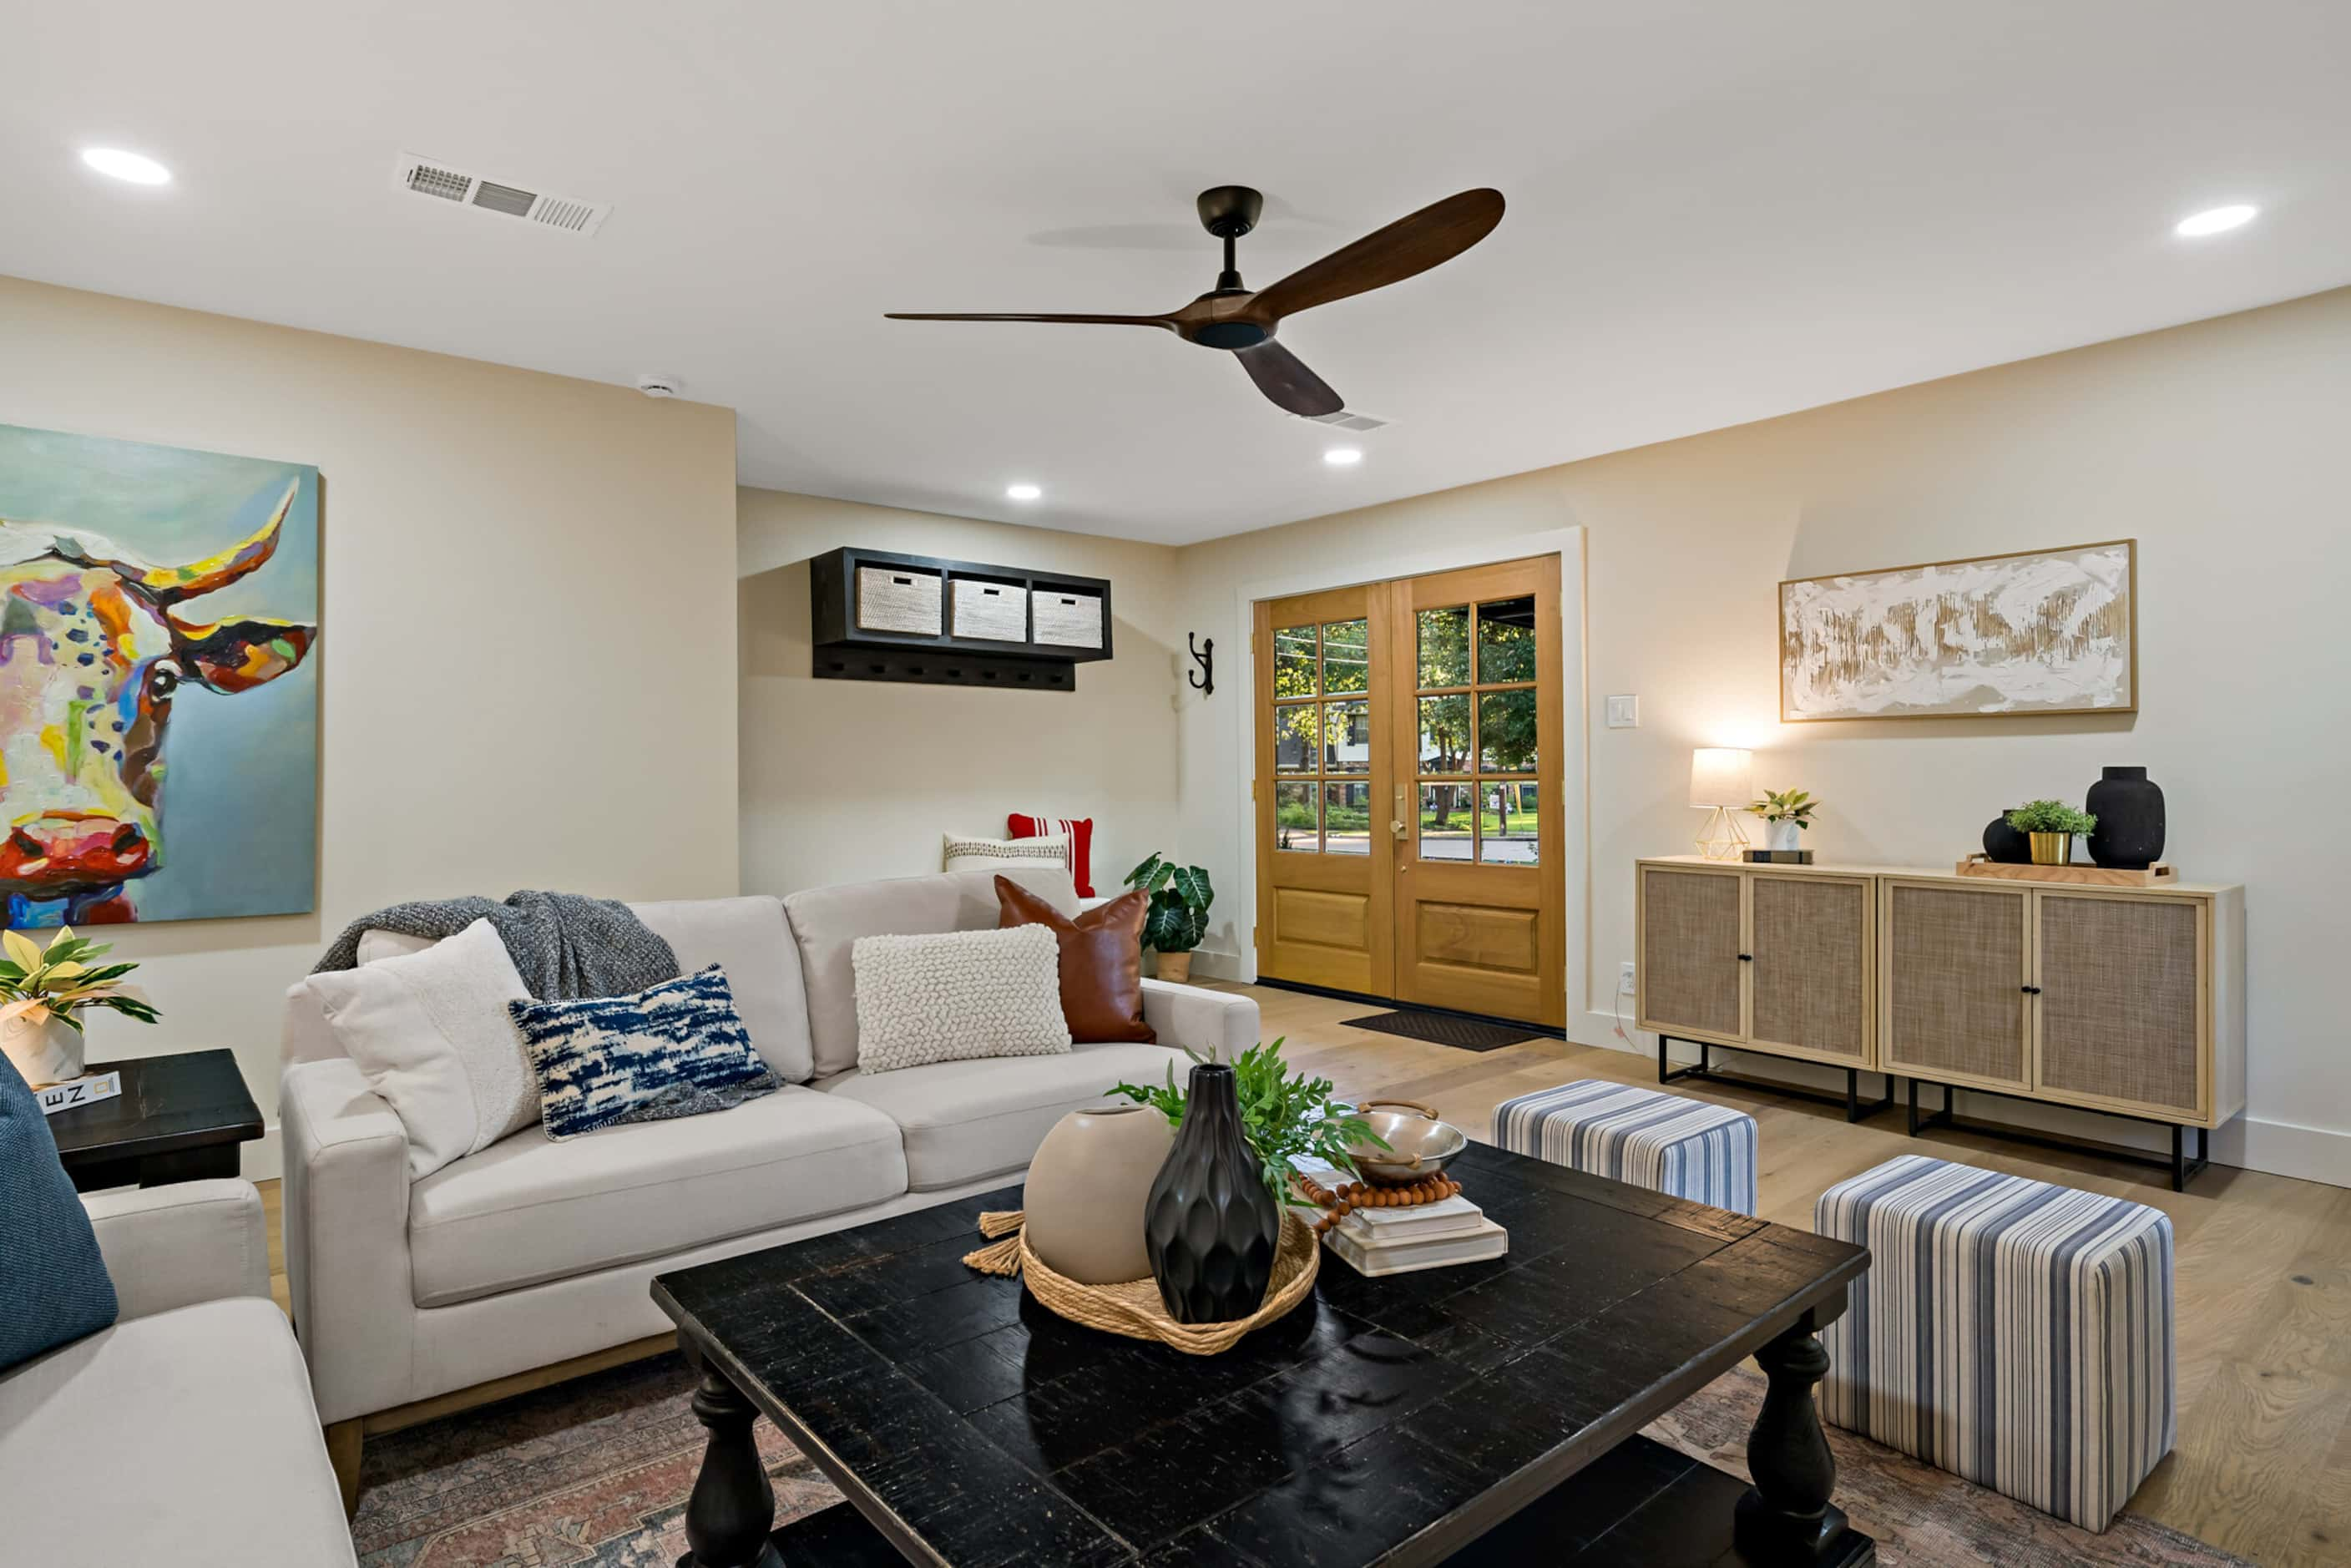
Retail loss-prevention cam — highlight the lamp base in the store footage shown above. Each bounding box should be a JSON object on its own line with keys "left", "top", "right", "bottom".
{"left": 1696, "top": 807, "right": 1751, "bottom": 862}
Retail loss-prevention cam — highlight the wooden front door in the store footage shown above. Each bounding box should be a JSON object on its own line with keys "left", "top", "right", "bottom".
{"left": 1253, "top": 555, "right": 1565, "bottom": 1028}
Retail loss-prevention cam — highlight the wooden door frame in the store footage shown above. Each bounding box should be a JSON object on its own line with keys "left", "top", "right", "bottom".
{"left": 1228, "top": 526, "right": 1589, "bottom": 1024}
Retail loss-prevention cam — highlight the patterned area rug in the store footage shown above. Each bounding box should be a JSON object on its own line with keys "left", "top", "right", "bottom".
{"left": 351, "top": 1351, "right": 2249, "bottom": 1567}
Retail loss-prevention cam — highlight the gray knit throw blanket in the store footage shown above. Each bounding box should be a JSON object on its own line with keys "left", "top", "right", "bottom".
{"left": 311, "top": 890, "right": 680, "bottom": 1000}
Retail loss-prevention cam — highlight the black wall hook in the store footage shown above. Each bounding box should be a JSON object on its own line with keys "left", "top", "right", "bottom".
{"left": 1186, "top": 633, "right": 1215, "bottom": 696}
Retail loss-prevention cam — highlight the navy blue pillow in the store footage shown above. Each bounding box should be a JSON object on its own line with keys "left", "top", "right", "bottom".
{"left": 511, "top": 964, "right": 777, "bottom": 1140}
{"left": 0, "top": 1057, "right": 117, "bottom": 1372}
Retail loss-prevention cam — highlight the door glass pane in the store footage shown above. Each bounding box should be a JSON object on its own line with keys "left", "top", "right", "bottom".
{"left": 1274, "top": 625, "right": 1318, "bottom": 698}
{"left": 1321, "top": 619, "right": 1369, "bottom": 695}
{"left": 1416, "top": 605, "right": 1470, "bottom": 688}
{"left": 1272, "top": 703, "right": 1320, "bottom": 772}
{"left": 1322, "top": 782, "right": 1372, "bottom": 856}
{"left": 1417, "top": 694, "right": 1473, "bottom": 773}
{"left": 1418, "top": 783, "right": 1474, "bottom": 860}
{"left": 1322, "top": 700, "right": 1370, "bottom": 772}
{"left": 1477, "top": 689, "right": 1538, "bottom": 773}
{"left": 1479, "top": 780, "right": 1540, "bottom": 864}
{"left": 1477, "top": 595, "right": 1538, "bottom": 684}
{"left": 1274, "top": 782, "right": 1318, "bottom": 852}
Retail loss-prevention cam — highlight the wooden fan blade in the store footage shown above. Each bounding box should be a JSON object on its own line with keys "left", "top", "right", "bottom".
{"left": 883, "top": 311, "right": 1174, "bottom": 329}
{"left": 1236, "top": 341, "right": 1343, "bottom": 417}
{"left": 1250, "top": 189, "right": 1504, "bottom": 322}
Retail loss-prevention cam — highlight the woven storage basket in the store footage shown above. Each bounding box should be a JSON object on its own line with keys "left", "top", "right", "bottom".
{"left": 963, "top": 1207, "right": 1319, "bottom": 1355}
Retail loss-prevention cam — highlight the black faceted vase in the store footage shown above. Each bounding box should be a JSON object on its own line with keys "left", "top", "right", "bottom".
{"left": 2086, "top": 766, "right": 2165, "bottom": 869}
{"left": 1143, "top": 1063, "right": 1281, "bottom": 1324}
{"left": 1983, "top": 809, "right": 2031, "bottom": 865}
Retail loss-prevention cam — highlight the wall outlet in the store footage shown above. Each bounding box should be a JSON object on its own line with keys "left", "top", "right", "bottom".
{"left": 1618, "top": 961, "right": 1638, "bottom": 996}
{"left": 1605, "top": 695, "right": 1640, "bottom": 729}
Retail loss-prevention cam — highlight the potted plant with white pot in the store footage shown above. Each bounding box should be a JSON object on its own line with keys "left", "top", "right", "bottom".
{"left": 1748, "top": 788, "right": 1819, "bottom": 852}
{"left": 0, "top": 927, "right": 161, "bottom": 1087}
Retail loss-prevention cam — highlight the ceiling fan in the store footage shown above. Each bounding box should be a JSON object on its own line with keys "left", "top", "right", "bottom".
{"left": 885, "top": 185, "right": 1504, "bottom": 418}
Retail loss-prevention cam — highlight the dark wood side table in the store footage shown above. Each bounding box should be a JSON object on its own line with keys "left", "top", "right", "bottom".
{"left": 46, "top": 1049, "right": 264, "bottom": 1193}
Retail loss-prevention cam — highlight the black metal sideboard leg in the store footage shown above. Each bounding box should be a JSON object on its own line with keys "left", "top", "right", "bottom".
{"left": 1735, "top": 1310, "right": 1855, "bottom": 1563}
{"left": 678, "top": 1339, "right": 782, "bottom": 1568}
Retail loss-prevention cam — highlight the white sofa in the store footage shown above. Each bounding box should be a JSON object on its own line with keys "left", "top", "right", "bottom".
{"left": 279, "top": 867, "right": 1255, "bottom": 1490}
{"left": 0, "top": 1180, "right": 355, "bottom": 1564}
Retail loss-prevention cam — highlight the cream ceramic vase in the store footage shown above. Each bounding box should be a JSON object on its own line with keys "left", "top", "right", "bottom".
{"left": 2, "top": 1011, "right": 84, "bottom": 1088}
{"left": 1023, "top": 1104, "right": 1174, "bottom": 1285}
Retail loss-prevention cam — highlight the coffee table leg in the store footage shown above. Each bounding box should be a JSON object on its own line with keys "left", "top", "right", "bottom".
{"left": 678, "top": 1338, "right": 782, "bottom": 1568}
{"left": 1733, "top": 1309, "right": 1852, "bottom": 1562}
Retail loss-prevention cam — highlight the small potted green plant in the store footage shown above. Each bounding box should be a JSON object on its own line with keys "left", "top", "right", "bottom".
{"left": 2006, "top": 800, "right": 2098, "bottom": 867}
{"left": 1114, "top": 1037, "right": 1385, "bottom": 1211}
{"left": 0, "top": 927, "right": 162, "bottom": 1088}
{"left": 1123, "top": 853, "right": 1214, "bottom": 984}
{"left": 1748, "top": 788, "right": 1819, "bottom": 853}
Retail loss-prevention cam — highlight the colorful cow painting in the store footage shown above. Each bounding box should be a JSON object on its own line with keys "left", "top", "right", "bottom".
{"left": 0, "top": 425, "right": 318, "bottom": 928}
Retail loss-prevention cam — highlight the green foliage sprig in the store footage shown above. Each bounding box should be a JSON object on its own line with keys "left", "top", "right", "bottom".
{"left": 1113, "top": 1037, "right": 1387, "bottom": 1211}
{"left": 1748, "top": 788, "right": 1819, "bottom": 827}
{"left": 2006, "top": 800, "right": 2096, "bottom": 835}
{"left": 0, "top": 926, "right": 162, "bottom": 1034}
{"left": 1123, "top": 853, "right": 1214, "bottom": 954}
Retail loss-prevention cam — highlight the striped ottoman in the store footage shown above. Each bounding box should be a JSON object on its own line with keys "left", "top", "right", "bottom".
{"left": 1491, "top": 1080, "right": 1757, "bottom": 1214}
{"left": 1816, "top": 1155, "right": 2176, "bottom": 1531}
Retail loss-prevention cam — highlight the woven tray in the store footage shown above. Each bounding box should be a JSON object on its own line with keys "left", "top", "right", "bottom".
{"left": 962, "top": 1207, "right": 1319, "bottom": 1356}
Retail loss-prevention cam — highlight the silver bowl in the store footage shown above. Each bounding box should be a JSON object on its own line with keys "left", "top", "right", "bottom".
{"left": 1345, "top": 1100, "right": 1468, "bottom": 1186}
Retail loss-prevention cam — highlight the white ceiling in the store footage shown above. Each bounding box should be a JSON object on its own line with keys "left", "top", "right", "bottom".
{"left": 8, "top": 2, "right": 2348, "bottom": 544}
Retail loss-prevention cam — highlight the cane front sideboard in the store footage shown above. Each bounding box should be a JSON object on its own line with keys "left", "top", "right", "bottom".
{"left": 1636, "top": 856, "right": 2245, "bottom": 1186}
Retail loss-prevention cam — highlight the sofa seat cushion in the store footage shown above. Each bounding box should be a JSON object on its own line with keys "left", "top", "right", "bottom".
{"left": 817, "top": 1041, "right": 1187, "bottom": 1190}
{"left": 408, "top": 1085, "right": 908, "bottom": 1307}
{"left": 0, "top": 1297, "right": 356, "bottom": 1565}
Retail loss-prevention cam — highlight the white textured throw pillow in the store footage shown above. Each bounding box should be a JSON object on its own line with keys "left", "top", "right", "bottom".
{"left": 307, "top": 919, "right": 540, "bottom": 1179}
{"left": 941, "top": 832, "right": 1069, "bottom": 878}
{"left": 851, "top": 924, "right": 1072, "bottom": 1073}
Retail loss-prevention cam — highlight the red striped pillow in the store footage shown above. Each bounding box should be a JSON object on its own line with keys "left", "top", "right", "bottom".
{"left": 1008, "top": 813, "right": 1093, "bottom": 898}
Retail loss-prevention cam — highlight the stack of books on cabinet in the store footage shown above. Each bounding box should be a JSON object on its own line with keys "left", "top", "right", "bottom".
{"left": 1325, "top": 1191, "right": 1509, "bottom": 1276}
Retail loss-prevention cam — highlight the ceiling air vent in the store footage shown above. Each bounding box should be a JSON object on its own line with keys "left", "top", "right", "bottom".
{"left": 393, "top": 154, "right": 611, "bottom": 236}
{"left": 1298, "top": 409, "right": 1391, "bottom": 432}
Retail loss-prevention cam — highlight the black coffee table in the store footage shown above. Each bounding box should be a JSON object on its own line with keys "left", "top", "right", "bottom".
{"left": 653, "top": 1141, "right": 1872, "bottom": 1568}
{"left": 47, "top": 1049, "right": 264, "bottom": 1192}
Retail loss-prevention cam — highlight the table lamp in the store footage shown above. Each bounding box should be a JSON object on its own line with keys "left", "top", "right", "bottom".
{"left": 1690, "top": 748, "right": 1754, "bottom": 861}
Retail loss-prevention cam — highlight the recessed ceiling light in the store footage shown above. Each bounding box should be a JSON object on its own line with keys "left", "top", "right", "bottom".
{"left": 2174, "top": 205, "right": 2257, "bottom": 238}
{"left": 1323, "top": 447, "right": 1364, "bottom": 467}
{"left": 1005, "top": 483, "right": 1042, "bottom": 501}
{"left": 81, "top": 148, "right": 172, "bottom": 185}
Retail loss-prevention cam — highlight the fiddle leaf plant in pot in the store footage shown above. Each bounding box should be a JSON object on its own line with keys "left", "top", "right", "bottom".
{"left": 1124, "top": 852, "right": 1213, "bottom": 984}
{"left": 2006, "top": 800, "right": 2097, "bottom": 867}
{"left": 1748, "top": 788, "right": 1819, "bottom": 853}
{"left": 0, "top": 927, "right": 162, "bottom": 1088}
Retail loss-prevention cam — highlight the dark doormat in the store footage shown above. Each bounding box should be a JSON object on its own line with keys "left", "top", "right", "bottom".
{"left": 1342, "top": 1009, "right": 1542, "bottom": 1051}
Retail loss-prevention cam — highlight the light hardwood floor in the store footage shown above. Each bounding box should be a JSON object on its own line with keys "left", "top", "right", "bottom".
{"left": 255, "top": 979, "right": 2349, "bottom": 1565}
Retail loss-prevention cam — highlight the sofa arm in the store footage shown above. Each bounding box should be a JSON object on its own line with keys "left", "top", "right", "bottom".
{"left": 82, "top": 1179, "right": 270, "bottom": 1322}
{"left": 281, "top": 1057, "right": 418, "bottom": 1426}
{"left": 1140, "top": 979, "right": 1258, "bottom": 1063}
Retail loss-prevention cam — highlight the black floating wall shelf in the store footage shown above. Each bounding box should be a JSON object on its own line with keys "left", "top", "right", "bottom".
{"left": 809, "top": 546, "right": 1113, "bottom": 693}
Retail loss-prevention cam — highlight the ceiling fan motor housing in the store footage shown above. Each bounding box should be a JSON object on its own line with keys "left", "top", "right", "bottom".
{"left": 1195, "top": 185, "right": 1264, "bottom": 238}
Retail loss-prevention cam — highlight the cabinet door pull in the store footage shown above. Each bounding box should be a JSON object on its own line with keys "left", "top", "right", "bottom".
{"left": 2020, "top": 984, "right": 2042, "bottom": 994}
{"left": 1737, "top": 953, "right": 1754, "bottom": 963}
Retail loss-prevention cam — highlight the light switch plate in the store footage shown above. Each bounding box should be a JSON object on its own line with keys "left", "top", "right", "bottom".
{"left": 1605, "top": 695, "right": 1640, "bottom": 729}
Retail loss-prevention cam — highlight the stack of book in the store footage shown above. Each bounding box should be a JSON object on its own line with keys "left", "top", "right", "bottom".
{"left": 1322, "top": 1190, "right": 1509, "bottom": 1277}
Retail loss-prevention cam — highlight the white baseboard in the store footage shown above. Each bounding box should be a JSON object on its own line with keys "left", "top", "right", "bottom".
{"left": 240, "top": 1120, "right": 282, "bottom": 1184}
{"left": 1185, "top": 948, "right": 1245, "bottom": 982}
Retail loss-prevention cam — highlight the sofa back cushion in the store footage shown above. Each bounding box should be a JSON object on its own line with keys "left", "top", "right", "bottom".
{"left": 786, "top": 867, "right": 1079, "bottom": 1079}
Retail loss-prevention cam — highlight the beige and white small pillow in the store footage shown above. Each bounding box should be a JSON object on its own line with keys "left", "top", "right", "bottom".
{"left": 941, "top": 832, "right": 1069, "bottom": 878}
{"left": 850, "top": 924, "right": 1071, "bottom": 1074}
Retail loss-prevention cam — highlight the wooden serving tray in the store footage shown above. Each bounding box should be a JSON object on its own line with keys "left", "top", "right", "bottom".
{"left": 1954, "top": 855, "right": 2177, "bottom": 887}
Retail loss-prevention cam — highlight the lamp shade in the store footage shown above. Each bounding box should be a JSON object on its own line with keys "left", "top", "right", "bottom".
{"left": 1689, "top": 748, "right": 1753, "bottom": 808}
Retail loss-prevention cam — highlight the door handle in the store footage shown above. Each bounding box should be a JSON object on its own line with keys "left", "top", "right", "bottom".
{"left": 1390, "top": 819, "right": 1408, "bottom": 839}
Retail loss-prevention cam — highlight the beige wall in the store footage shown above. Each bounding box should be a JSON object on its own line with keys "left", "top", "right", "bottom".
{"left": 739, "top": 488, "right": 1184, "bottom": 899}
{"left": 0, "top": 276, "right": 742, "bottom": 1171}
{"left": 1177, "top": 285, "right": 2351, "bottom": 1186}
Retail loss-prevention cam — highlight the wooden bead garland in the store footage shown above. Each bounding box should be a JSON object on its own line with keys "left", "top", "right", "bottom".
{"left": 1294, "top": 1173, "right": 1463, "bottom": 1235}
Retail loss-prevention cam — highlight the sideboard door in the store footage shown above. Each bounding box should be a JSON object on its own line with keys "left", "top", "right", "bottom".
{"left": 1881, "top": 880, "right": 2031, "bottom": 1090}
{"left": 1638, "top": 864, "right": 1744, "bottom": 1042}
{"left": 2033, "top": 891, "right": 2207, "bottom": 1121}
{"left": 1747, "top": 873, "right": 1873, "bottom": 1066}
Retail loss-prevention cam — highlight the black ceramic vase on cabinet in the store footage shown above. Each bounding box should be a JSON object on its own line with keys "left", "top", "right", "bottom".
{"left": 1144, "top": 1062, "right": 1280, "bottom": 1324}
{"left": 1983, "top": 809, "right": 2031, "bottom": 864}
{"left": 2086, "top": 766, "right": 2166, "bottom": 869}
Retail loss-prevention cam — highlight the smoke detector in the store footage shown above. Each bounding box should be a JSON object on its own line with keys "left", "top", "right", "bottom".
{"left": 393, "top": 154, "right": 610, "bottom": 236}
{"left": 635, "top": 374, "right": 685, "bottom": 399}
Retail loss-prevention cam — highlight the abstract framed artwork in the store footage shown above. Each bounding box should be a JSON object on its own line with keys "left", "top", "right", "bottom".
{"left": 1780, "top": 540, "right": 2135, "bottom": 722}
{"left": 0, "top": 423, "right": 319, "bottom": 928}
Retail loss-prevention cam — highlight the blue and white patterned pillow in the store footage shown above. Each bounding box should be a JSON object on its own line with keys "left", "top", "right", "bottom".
{"left": 511, "top": 965, "right": 777, "bottom": 1141}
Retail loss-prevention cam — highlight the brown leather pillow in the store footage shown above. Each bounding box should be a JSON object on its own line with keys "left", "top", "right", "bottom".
{"left": 996, "top": 876, "right": 1156, "bottom": 1044}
